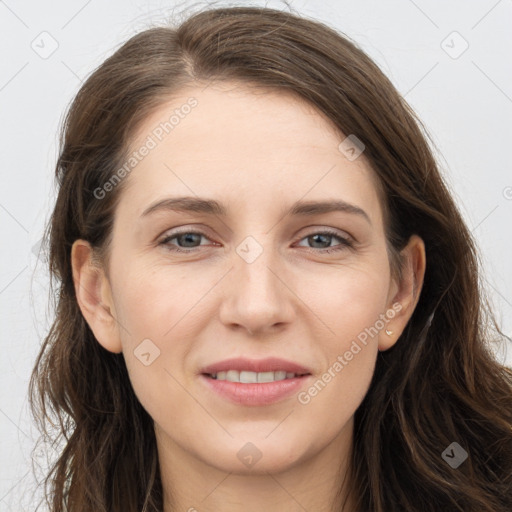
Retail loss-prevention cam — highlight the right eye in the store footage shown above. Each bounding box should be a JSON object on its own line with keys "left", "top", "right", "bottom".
{"left": 159, "top": 230, "right": 214, "bottom": 252}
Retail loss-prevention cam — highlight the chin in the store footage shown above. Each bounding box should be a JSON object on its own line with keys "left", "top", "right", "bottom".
{"left": 197, "top": 434, "right": 308, "bottom": 474}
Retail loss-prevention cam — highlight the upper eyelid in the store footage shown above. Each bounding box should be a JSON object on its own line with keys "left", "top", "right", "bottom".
{"left": 159, "top": 227, "right": 353, "bottom": 245}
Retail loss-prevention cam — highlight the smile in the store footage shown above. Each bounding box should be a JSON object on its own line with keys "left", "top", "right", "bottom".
{"left": 207, "top": 370, "right": 307, "bottom": 383}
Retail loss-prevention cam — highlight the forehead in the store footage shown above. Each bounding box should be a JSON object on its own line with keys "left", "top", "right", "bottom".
{"left": 118, "top": 82, "right": 384, "bottom": 226}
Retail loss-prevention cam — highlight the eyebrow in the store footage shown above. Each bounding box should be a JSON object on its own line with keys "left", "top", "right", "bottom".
{"left": 140, "top": 196, "right": 371, "bottom": 225}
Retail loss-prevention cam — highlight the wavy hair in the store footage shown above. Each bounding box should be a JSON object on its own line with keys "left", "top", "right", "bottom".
{"left": 29, "top": 5, "right": 512, "bottom": 511}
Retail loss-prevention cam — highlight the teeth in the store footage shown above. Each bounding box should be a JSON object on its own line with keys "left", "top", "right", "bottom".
{"left": 226, "top": 370, "right": 239, "bottom": 382}
{"left": 209, "top": 370, "right": 300, "bottom": 383}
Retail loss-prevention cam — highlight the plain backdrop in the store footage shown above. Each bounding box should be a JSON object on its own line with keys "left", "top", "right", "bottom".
{"left": 1, "top": 0, "right": 511, "bottom": 509}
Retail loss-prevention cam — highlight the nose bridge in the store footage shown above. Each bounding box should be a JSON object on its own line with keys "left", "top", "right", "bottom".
{"left": 235, "top": 233, "right": 283, "bottom": 300}
{"left": 219, "top": 233, "right": 294, "bottom": 333}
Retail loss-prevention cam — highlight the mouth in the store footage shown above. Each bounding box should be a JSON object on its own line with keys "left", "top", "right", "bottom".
{"left": 198, "top": 357, "right": 313, "bottom": 405}
{"left": 199, "top": 370, "right": 312, "bottom": 406}
{"left": 204, "top": 370, "right": 310, "bottom": 383}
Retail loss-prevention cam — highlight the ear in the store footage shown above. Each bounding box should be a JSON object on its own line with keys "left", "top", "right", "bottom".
{"left": 379, "top": 234, "right": 426, "bottom": 351}
{"left": 71, "top": 239, "right": 122, "bottom": 353}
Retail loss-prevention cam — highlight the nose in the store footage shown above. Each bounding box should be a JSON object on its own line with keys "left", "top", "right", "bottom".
{"left": 218, "top": 240, "right": 296, "bottom": 337}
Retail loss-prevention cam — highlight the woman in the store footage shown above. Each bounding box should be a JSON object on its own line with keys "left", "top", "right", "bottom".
{"left": 29, "top": 5, "right": 512, "bottom": 512}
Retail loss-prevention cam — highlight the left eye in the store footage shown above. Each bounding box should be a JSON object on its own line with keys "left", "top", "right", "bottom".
{"left": 159, "top": 230, "right": 353, "bottom": 254}
{"left": 295, "top": 231, "right": 354, "bottom": 252}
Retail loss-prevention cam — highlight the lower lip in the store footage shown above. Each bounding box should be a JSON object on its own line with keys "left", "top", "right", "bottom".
{"left": 200, "top": 374, "right": 312, "bottom": 406}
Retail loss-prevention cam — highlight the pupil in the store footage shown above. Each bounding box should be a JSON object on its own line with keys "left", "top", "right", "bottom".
{"left": 180, "top": 233, "right": 200, "bottom": 247}
{"left": 310, "top": 234, "right": 329, "bottom": 248}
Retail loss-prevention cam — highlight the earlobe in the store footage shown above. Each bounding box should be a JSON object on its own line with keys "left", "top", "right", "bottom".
{"left": 71, "top": 239, "right": 123, "bottom": 354}
{"left": 379, "top": 235, "right": 426, "bottom": 352}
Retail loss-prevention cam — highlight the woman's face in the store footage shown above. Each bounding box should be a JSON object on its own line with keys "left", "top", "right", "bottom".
{"left": 75, "top": 81, "right": 420, "bottom": 476}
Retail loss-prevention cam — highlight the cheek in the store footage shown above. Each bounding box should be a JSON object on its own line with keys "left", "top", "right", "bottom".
{"left": 109, "top": 265, "right": 181, "bottom": 407}
{"left": 293, "top": 267, "right": 387, "bottom": 426}
{"left": 112, "top": 261, "right": 192, "bottom": 342}
{"left": 292, "top": 257, "right": 389, "bottom": 413}
{"left": 295, "top": 257, "right": 391, "bottom": 346}
{"left": 293, "top": 341, "right": 376, "bottom": 458}
{"left": 111, "top": 261, "right": 225, "bottom": 414}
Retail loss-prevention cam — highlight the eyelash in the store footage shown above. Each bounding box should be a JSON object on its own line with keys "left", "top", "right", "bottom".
{"left": 158, "top": 228, "right": 354, "bottom": 254}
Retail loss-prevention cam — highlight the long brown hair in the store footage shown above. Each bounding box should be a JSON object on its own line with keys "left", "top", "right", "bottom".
{"left": 29, "top": 5, "right": 512, "bottom": 511}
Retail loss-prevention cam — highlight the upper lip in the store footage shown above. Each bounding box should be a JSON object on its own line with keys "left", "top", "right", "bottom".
{"left": 200, "top": 357, "right": 312, "bottom": 375}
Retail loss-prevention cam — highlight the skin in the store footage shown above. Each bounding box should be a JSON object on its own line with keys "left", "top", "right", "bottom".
{"left": 72, "top": 81, "right": 426, "bottom": 512}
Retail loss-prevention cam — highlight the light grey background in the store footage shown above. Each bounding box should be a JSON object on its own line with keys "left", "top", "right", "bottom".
{"left": 1, "top": 0, "right": 511, "bottom": 509}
